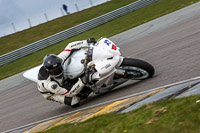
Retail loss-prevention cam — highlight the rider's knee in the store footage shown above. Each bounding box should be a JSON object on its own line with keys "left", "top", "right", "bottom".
{"left": 64, "top": 96, "right": 80, "bottom": 106}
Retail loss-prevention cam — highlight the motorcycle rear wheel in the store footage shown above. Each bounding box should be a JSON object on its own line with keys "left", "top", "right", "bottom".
{"left": 120, "top": 58, "right": 155, "bottom": 80}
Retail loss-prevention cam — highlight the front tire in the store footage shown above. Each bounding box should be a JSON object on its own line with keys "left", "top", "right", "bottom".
{"left": 120, "top": 58, "right": 155, "bottom": 80}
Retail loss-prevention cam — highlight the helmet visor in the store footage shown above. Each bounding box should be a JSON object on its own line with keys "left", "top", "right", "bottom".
{"left": 49, "top": 65, "right": 63, "bottom": 76}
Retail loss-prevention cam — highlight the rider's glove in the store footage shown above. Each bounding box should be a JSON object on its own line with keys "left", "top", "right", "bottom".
{"left": 81, "top": 66, "right": 96, "bottom": 84}
{"left": 81, "top": 74, "right": 89, "bottom": 84}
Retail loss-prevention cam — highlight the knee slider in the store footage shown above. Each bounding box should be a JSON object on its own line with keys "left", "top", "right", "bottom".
{"left": 64, "top": 96, "right": 80, "bottom": 106}
{"left": 64, "top": 97, "right": 72, "bottom": 106}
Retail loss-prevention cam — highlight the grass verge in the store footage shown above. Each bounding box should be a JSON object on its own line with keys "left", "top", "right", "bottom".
{"left": 0, "top": 0, "right": 200, "bottom": 80}
{"left": 40, "top": 95, "right": 200, "bottom": 133}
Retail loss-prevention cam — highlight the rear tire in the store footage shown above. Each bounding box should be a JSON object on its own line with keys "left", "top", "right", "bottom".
{"left": 120, "top": 58, "right": 155, "bottom": 80}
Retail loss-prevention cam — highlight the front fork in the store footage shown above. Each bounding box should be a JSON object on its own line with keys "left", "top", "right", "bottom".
{"left": 115, "top": 56, "right": 126, "bottom": 78}
{"left": 115, "top": 57, "right": 142, "bottom": 79}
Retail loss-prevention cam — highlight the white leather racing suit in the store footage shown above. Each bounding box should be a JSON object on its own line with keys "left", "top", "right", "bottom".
{"left": 37, "top": 40, "right": 89, "bottom": 106}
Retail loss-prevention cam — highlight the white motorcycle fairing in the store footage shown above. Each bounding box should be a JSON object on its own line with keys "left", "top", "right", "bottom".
{"left": 86, "top": 38, "right": 125, "bottom": 91}
{"left": 63, "top": 49, "right": 87, "bottom": 79}
{"left": 62, "top": 38, "right": 126, "bottom": 93}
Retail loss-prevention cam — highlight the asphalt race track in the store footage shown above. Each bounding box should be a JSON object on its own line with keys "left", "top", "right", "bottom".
{"left": 1, "top": 2, "right": 200, "bottom": 132}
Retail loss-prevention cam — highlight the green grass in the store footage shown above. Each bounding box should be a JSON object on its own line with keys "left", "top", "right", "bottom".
{"left": 0, "top": 0, "right": 138, "bottom": 56}
{"left": 41, "top": 95, "right": 200, "bottom": 133}
{"left": 0, "top": 0, "right": 200, "bottom": 80}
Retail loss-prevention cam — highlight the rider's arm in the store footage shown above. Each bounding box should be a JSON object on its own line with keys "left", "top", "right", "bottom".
{"left": 39, "top": 78, "right": 85, "bottom": 97}
{"left": 37, "top": 79, "right": 68, "bottom": 95}
{"left": 58, "top": 40, "right": 88, "bottom": 61}
{"left": 46, "top": 79, "right": 85, "bottom": 97}
{"left": 65, "top": 78, "right": 85, "bottom": 97}
{"left": 37, "top": 80, "right": 65, "bottom": 104}
{"left": 37, "top": 80, "right": 82, "bottom": 104}
{"left": 44, "top": 80, "right": 69, "bottom": 95}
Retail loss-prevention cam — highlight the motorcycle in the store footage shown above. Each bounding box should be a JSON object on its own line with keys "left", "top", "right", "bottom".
{"left": 62, "top": 38, "right": 155, "bottom": 100}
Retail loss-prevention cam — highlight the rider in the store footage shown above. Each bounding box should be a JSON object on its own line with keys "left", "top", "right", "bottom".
{"left": 37, "top": 38, "right": 96, "bottom": 106}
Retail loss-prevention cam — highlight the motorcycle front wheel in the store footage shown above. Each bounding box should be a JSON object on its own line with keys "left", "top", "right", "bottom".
{"left": 120, "top": 58, "right": 155, "bottom": 80}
